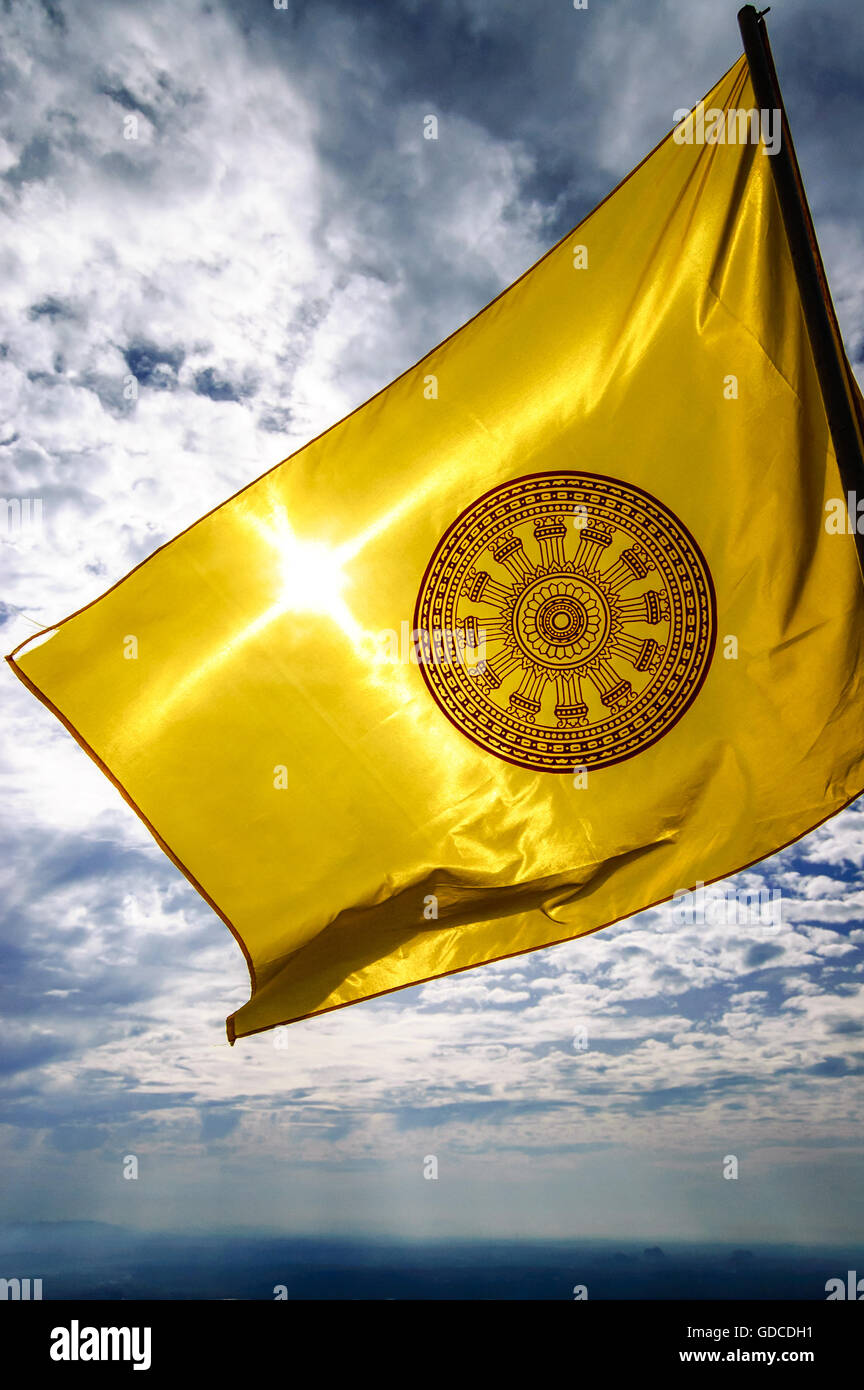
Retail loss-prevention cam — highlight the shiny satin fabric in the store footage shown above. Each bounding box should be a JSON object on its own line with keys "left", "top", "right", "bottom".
{"left": 10, "top": 55, "right": 864, "bottom": 1039}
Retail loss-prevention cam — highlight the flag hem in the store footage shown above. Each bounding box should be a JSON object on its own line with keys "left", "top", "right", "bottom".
{"left": 4, "top": 649, "right": 259, "bottom": 1017}
{"left": 9, "top": 618, "right": 864, "bottom": 1042}
{"left": 224, "top": 778, "right": 864, "bottom": 1040}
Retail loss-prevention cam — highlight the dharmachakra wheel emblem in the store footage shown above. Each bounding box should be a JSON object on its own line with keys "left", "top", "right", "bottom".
{"left": 414, "top": 472, "right": 716, "bottom": 773}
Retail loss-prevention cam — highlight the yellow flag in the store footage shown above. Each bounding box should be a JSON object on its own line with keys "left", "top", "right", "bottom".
{"left": 9, "top": 55, "right": 864, "bottom": 1040}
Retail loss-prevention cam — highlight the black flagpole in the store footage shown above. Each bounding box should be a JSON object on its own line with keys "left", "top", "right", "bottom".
{"left": 737, "top": 4, "right": 864, "bottom": 567}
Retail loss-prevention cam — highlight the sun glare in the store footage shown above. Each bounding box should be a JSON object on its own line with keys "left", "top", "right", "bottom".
{"left": 246, "top": 507, "right": 363, "bottom": 638}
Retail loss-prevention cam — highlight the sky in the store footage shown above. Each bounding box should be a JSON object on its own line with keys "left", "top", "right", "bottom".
{"left": 1, "top": 0, "right": 864, "bottom": 1252}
